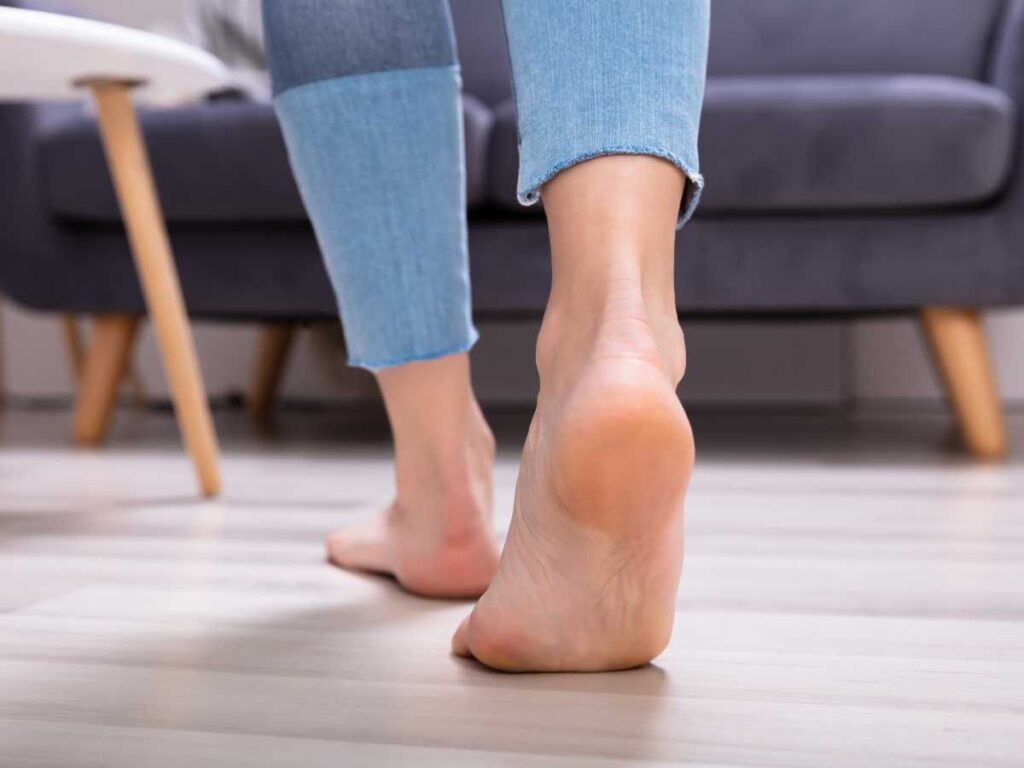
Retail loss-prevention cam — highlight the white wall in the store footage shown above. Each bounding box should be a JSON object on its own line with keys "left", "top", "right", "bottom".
{"left": 854, "top": 312, "right": 1024, "bottom": 403}
{"left": 4, "top": 1, "right": 1022, "bottom": 408}
{"left": 72, "top": 0, "right": 186, "bottom": 29}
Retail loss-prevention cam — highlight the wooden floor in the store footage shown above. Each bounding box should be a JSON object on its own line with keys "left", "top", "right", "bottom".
{"left": 1, "top": 405, "right": 1023, "bottom": 767}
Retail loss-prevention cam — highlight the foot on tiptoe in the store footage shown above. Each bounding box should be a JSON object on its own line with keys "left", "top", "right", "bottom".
{"left": 453, "top": 290, "right": 694, "bottom": 671}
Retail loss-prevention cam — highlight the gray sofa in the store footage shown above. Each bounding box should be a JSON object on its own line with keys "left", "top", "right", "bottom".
{"left": 2, "top": 0, "right": 1022, "bottom": 457}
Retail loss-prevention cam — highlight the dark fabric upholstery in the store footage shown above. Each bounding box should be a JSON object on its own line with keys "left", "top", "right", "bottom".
{"left": 473, "top": 210, "right": 1024, "bottom": 315}
{"left": 708, "top": 0, "right": 1006, "bottom": 79}
{"left": 18, "top": 208, "right": 1024, "bottom": 321}
{"left": 40, "top": 96, "right": 493, "bottom": 223}
{"left": 46, "top": 74, "right": 1014, "bottom": 223}
{"left": 453, "top": 0, "right": 1010, "bottom": 91}
{"left": 42, "top": 102, "right": 304, "bottom": 223}
{"left": 699, "top": 76, "right": 1016, "bottom": 212}
{"left": 450, "top": 0, "right": 513, "bottom": 107}
{"left": 5, "top": 0, "right": 1024, "bottom": 326}
{"left": 990, "top": 0, "right": 1024, "bottom": 244}
{"left": 487, "top": 76, "right": 1017, "bottom": 214}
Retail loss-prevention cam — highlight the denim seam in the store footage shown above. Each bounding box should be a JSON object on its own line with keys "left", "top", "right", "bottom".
{"left": 273, "top": 62, "right": 460, "bottom": 102}
{"left": 347, "top": 328, "right": 480, "bottom": 372}
{"left": 518, "top": 145, "right": 705, "bottom": 228}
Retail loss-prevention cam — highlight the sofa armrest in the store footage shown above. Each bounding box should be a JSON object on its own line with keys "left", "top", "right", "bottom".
{"left": 0, "top": 0, "right": 100, "bottom": 309}
{"left": 986, "top": 0, "right": 1024, "bottom": 243}
{"left": 0, "top": 100, "right": 82, "bottom": 309}
{"left": 992, "top": 0, "right": 1024, "bottom": 99}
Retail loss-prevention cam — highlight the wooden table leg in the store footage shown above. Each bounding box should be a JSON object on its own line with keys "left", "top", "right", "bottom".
{"left": 89, "top": 81, "right": 222, "bottom": 497}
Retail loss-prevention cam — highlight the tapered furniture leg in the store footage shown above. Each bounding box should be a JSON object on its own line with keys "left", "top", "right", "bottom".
{"left": 65, "top": 313, "right": 146, "bottom": 404}
{"left": 247, "top": 324, "right": 296, "bottom": 422}
{"left": 124, "top": 366, "right": 148, "bottom": 407}
{"left": 920, "top": 307, "right": 1008, "bottom": 460}
{"left": 73, "top": 314, "right": 139, "bottom": 444}
{"left": 89, "top": 81, "right": 222, "bottom": 497}
{"left": 61, "top": 313, "right": 86, "bottom": 381}
{"left": 0, "top": 300, "right": 6, "bottom": 409}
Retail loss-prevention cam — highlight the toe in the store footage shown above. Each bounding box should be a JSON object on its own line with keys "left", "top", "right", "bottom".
{"left": 451, "top": 613, "right": 473, "bottom": 658}
{"left": 325, "top": 523, "right": 391, "bottom": 575}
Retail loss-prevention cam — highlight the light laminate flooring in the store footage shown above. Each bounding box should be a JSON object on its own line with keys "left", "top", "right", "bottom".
{"left": 1, "top": 406, "right": 1023, "bottom": 767}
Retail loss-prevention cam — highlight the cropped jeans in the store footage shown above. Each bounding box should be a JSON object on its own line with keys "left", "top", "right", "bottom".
{"left": 262, "top": 0, "right": 710, "bottom": 370}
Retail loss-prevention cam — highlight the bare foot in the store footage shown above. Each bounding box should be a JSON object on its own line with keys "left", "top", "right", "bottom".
{"left": 452, "top": 289, "right": 695, "bottom": 671}
{"left": 328, "top": 394, "right": 501, "bottom": 599}
{"left": 327, "top": 502, "right": 499, "bottom": 598}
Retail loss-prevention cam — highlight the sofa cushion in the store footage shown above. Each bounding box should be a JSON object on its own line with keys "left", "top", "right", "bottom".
{"left": 707, "top": 0, "right": 1004, "bottom": 80}
{"left": 40, "top": 96, "right": 492, "bottom": 224}
{"left": 487, "top": 75, "right": 1017, "bottom": 215}
{"left": 449, "top": 0, "right": 1005, "bottom": 88}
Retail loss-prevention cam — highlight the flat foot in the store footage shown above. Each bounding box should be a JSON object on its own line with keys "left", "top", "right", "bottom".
{"left": 327, "top": 506, "right": 500, "bottom": 599}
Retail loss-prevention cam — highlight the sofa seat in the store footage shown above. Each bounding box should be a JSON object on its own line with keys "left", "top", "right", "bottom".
{"left": 39, "top": 95, "right": 494, "bottom": 224}
{"left": 40, "top": 75, "right": 1016, "bottom": 225}
{"left": 488, "top": 75, "right": 1017, "bottom": 215}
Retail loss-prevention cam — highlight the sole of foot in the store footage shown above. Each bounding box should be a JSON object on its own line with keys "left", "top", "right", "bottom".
{"left": 452, "top": 354, "right": 694, "bottom": 671}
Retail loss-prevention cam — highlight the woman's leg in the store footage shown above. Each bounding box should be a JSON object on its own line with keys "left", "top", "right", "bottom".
{"left": 453, "top": 0, "right": 710, "bottom": 670}
{"left": 263, "top": 0, "right": 498, "bottom": 597}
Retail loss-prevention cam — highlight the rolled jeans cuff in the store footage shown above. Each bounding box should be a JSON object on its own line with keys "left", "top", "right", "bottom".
{"left": 505, "top": 0, "right": 709, "bottom": 228}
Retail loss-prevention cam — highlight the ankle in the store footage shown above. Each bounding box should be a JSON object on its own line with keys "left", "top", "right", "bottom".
{"left": 391, "top": 470, "right": 491, "bottom": 542}
{"left": 392, "top": 404, "right": 494, "bottom": 534}
{"left": 538, "top": 277, "right": 686, "bottom": 386}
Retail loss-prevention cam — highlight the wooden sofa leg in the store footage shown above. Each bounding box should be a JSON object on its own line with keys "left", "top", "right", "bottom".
{"left": 65, "top": 313, "right": 147, "bottom": 405}
{"left": 247, "top": 324, "right": 296, "bottom": 421}
{"left": 73, "top": 315, "right": 140, "bottom": 445}
{"left": 920, "top": 308, "right": 1008, "bottom": 460}
{"left": 61, "top": 313, "right": 86, "bottom": 381}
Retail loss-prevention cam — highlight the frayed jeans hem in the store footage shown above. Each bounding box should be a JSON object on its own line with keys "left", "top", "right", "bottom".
{"left": 516, "top": 146, "right": 704, "bottom": 230}
{"left": 347, "top": 329, "right": 480, "bottom": 372}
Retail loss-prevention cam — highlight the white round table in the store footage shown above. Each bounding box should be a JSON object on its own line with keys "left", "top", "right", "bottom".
{"left": 0, "top": 7, "right": 229, "bottom": 497}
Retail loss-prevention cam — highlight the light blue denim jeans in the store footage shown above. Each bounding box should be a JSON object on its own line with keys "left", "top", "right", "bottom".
{"left": 263, "top": 0, "right": 709, "bottom": 370}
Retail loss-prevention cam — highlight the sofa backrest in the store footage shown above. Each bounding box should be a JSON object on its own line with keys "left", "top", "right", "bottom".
{"left": 450, "top": 0, "right": 513, "bottom": 106}
{"left": 3, "top": 1, "right": 1010, "bottom": 103}
{"left": 450, "top": 0, "right": 1010, "bottom": 106}
{"left": 708, "top": 0, "right": 1007, "bottom": 80}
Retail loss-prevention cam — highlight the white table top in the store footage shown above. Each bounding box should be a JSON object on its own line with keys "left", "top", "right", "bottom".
{"left": 0, "top": 7, "right": 228, "bottom": 104}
